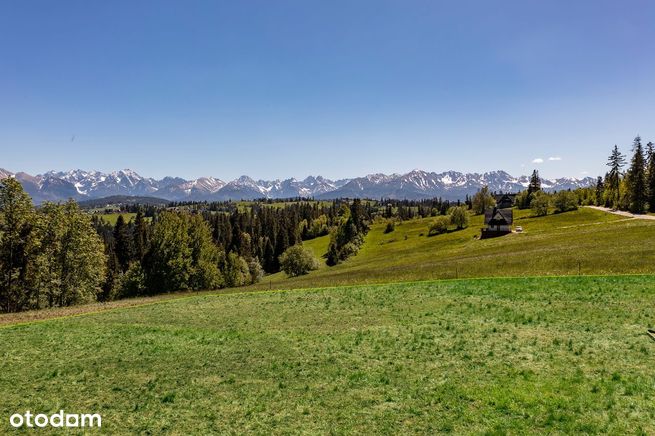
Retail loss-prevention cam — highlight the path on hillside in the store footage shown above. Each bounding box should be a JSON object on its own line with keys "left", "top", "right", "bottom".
{"left": 585, "top": 206, "right": 655, "bottom": 220}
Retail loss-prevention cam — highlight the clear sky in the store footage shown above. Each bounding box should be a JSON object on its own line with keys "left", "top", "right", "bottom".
{"left": 1, "top": 0, "right": 654, "bottom": 181}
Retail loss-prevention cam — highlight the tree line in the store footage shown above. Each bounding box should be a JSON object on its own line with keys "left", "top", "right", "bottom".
{"left": 0, "top": 180, "right": 375, "bottom": 313}
{"left": 509, "top": 136, "right": 655, "bottom": 216}
{"left": 599, "top": 137, "right": 655, "bottom": 213}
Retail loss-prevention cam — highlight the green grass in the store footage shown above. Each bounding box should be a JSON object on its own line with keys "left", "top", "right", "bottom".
{"left": 97, "top": 212, "right": 137, "bottom": 226}
{"left": 255, "top": 207, "right": 655, "bottom": 290}
{"left": 2, "top": 275, "right": 655, "bottom": 434}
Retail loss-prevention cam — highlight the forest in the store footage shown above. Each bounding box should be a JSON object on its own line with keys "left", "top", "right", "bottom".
{"left": 0, "top": 177, "right": 466, "bottom": 313}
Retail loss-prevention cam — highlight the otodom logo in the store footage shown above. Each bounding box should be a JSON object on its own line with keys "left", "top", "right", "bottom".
{"left": 9, "top": 410, "right": 102, "bottom": 428}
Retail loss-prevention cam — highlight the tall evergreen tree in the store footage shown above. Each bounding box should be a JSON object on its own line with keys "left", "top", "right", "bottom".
{"left": 100, "top": 243, "right": 121, "bottom": 301}
{"left": 132, "top": 211, "right": 149, "bottom": 262}
{"left": 527, "top": 170, "right": 541, "bottom": 196}
{"left": 607, "top": 145, "right": 626, "bottom": 209}
{"left": 262, "top": 237, "right": 275, "bottom": 272}
{"left": 647, "top": 141, "right": 655, "bottom": 212}
{"left": 628, "top": 136, "right": 647, "bottom": 213}
{"left": 595, "top": 176, "right": 604, "bottom": 206}
{"left": 113, "top": 215, "right": 133, "bottom": 272}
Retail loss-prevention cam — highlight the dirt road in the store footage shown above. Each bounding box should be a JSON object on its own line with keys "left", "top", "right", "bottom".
{"left": 585, "top": 205, "right": 655, "bottom": 220}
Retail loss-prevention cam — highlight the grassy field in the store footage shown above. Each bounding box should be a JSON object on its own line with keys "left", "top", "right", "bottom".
{"left": 249, "top": 207, "right": 655, "bottom": 291}
{"left": 96, "top": 212, "right": 138, "bottom": 226}
{"left": 1, "top": 275, "right": 655, "bottom": 434}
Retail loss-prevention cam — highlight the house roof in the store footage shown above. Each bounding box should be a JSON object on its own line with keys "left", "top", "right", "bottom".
{"left": 495, "top": 194, "right": 514, "bottom": 209}
{"left": 484, "top": 207, "right": 513, "bottom": 225}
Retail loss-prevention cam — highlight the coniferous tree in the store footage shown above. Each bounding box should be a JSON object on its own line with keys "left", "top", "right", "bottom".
{"left": 113, "top": 215, "right": 133, "bottom": 272}
{"left": 101, "top": 245, "right": 121, "bottom": 301}
{"left": 133, "top": 210, "right": 149, "bottom": 262}
{"left": 527, "top": 170, "right": 541, "bottom": 196}
{"left": 607, "top": 145, "right": 626, "bottom": 209}
{"left": 647, "top": 141, "right": 655, "bottom": 212}
{"left": 628, "top": 136, "right": 647, "bottom": 213}
{"left": 595, "top": 176, "right": 604, "bottom": 206}
{"left": 262, "top": 237, "right": 276, "bottom": 273}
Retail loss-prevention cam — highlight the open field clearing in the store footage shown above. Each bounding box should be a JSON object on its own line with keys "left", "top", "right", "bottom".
{"left": 248, "top": 208, "right": 655, "bottom": 291}
{"left": 1, "top": 275, "right": 654, "bottom": 434}
{"left": 96, "top": 212, "right": 137, "bottom": 225}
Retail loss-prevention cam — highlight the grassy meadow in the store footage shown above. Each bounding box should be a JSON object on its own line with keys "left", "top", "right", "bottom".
{"left": 97, "top": 212, "right": 137, "bottom": 226}
{"left": 2, "top": 275, "right": 655, "bottom": 434}
{"left": 248, "top": 207, "right": 655, "bottom": 291}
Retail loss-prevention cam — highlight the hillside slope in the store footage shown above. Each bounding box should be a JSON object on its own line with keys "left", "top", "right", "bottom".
{"left": 250, "top": 208, "right": 655, "bottom": 291}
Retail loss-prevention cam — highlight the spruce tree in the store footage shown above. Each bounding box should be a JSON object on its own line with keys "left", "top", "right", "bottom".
{"left": 262, "top": 237, "right": 276, "bottom": 273}
{"left": 647, "top": 141, "right": 655, "bottom": 212}
{"left": 607, "top": 145, "right": 626, "bottom": 209}
{"left": 628, "top": 136, "right": 647, "bottom": 213}
{"left": 133, "top": 210, "right": 149, "bottom": 262}
{"left": 595, "top": 176, "right": 604, "bottom": 206}
{"left": 113, "top": 215, "right": 133, "bottom": 272}
{"left": 527, "top": 170, "right": 541, "bottom": 196}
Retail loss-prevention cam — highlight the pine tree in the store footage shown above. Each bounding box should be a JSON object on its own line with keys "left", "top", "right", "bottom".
{"left": 647, "top": 141, "right": 655, "bottom": 212}
{"left": 607, "top": 145, "right": 626, "bottom": 209}
{"left": 262, "top": 237, "right": 275, "bottom": 273}
{"left": 527, "top": 170, "right": 541, "bottom": 196}
{"left": 595, "top": 176, "right": 604, "bottom": 206}
{"left": 113, "top": 215, "right": 133, "bottom": 272}
{"left": 101, "top": 246, "right": 121, "bottom": 301}
{"left": 133, "top": 210, "right": 149, "bottom": 262}
{"left": 628, "top": 136, "right": 647, "bottom": 213}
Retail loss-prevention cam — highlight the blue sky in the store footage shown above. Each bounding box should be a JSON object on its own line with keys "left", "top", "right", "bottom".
{"left": 1, "top": 0, "right": 654, "bottom": 181}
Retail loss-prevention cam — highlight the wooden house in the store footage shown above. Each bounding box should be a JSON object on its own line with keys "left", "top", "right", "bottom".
{"left": 481, "top": 194, "right": 514, "bottom": 239}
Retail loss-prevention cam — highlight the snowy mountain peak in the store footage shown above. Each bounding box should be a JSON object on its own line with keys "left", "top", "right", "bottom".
{"left": 3, "top": 168, "right": 596, "bottom": 203}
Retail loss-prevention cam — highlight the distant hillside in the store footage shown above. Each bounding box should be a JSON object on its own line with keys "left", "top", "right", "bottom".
{"left": 246, "top": 207, "right": 655, "bottom": 291}
{"left": 77, "top": 195, "right": 170, "bottom": 209}
{"left": 0, "top": 167, "right": 596, "bottom": 203}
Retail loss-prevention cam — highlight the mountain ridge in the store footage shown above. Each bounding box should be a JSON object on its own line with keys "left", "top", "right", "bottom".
{"left": 0, "top": 167, "right": 596, "bottom": 203}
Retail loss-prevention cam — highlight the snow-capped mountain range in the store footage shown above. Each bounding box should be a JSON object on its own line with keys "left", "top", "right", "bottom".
{"left": 0, "top": 168, "right": 596, "bottom": 204}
